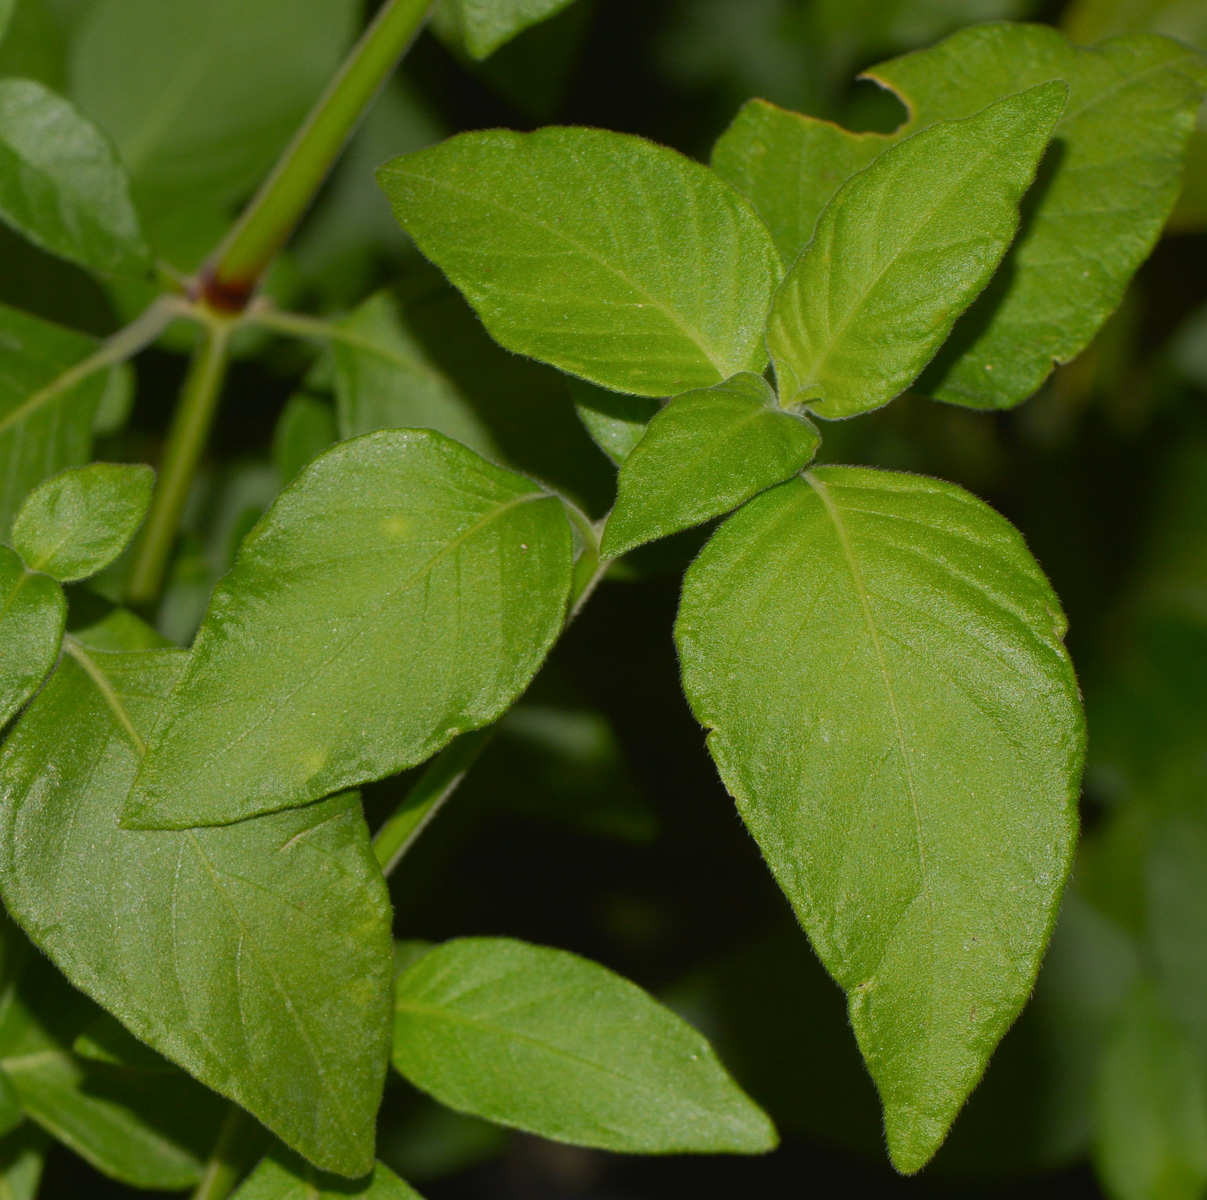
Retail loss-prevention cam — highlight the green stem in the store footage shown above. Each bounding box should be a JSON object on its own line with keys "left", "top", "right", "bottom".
{"left": 373, "top": 727, "right": 496, "bottom": 877}
{"left": 206, "top": 0, "right": 436, "bottom": 304}
{"left": 126, "top": 318, "right": 234, "bottom": 606}
{"left": 190, "top": 1104, "right": 247, "bottom": 1200}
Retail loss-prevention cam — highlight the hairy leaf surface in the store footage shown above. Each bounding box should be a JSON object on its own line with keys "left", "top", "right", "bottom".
{"left": 766, "top": 84, "right": 1065, "bottom": 418}
{"left": 12, "top": 462, "right": 152, "bottom": 581}
{"left": 0, "top": 627, "right": 394, "bottom": 1176}
{"left": 0, "top": 543, "right": 63, "bottom": 728}
{"left": 675, "top": 466, "right": 1084, "bottom": 1171}
{"left": 392, "top": 937, "right": 777, "bottom": 1154}
{"left": 0, "top": 78, "right": 146, "bottom": 274}
{"left": 334, "top": 290, "right": 495, "bottom": 457}
{"left": 234, "top": 1149, "right": 423, "bottom": 1199}
{"left": 378, "top": 127, "right": 781, "bottom": 397}
{"left": 871, "top": 23, "right": 1207, "bottom": 408}
{"left": 600, "top": 373, "right": 818, "bottom": 558}
{"left": 126, "top": 430, "right": 573, "bottom": 829}
{"left": 0, "top": 304, "right": 108, "bottom": 537}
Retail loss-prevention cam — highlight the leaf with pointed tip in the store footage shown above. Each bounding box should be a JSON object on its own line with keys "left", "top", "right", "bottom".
{"left": 378, "top": 127, "right": 781, "bottom": 397}
{"left": 0, "top": 303, "right": 111, "bottom": 538}
{"left": 711, "top": 100, "right": 887, "bottom": 266}
{"left": 434, "top": 0, "right": 578, "bottom": 60}
{"left": 1093, "top": 980, "right": 1207, "bottom": 1200}
{"left": 0, "top": 621, "right": 395, "bottom": 1177}
{"left": 0, "top": 78, "right": 146, "bottom": 274}
{"left": 125, "top": 430, "right": 573, "bottom": 830}
{"left": 333, "top": 290, "right": 495, "bottom": 457}
{"left": 767, "top": 83, "right": 1066, "bottom": 419}
{"left": 869, "top": 23, "right": 1207, "bottom": 408}
{"left": 0, "top": 543, "right": 63, "bottom": 728}
{"left": 600, "top": 373, "right": 817, "bottom": 559}
{"left": 392, "top": 937, "right": 777, "bottom": 1154}
{"left": 234, "top": 1149, "right": 424, "bottom": 1199}
{"left": 675, "top": 466, "right": 1084, "bottom": 1172}
{"left": 12, "top": 462, "right": 152, "bottom": 582}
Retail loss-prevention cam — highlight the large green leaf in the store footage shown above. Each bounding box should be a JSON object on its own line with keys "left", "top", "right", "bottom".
{"left": 870, "top": 23, "right": 1207, "bottom": 408}
{"left": 378, "top": 127, "right": 782, "bottom": 398}
{"left": 11, "top": 461, "right": 152, "bottom": 582}
{"left": 675, "top": 466, "right": 1085, "bottom": 1172}
{"left": 766, "top": 84, "right": 1065, "bottom": 418}
{"left": 68, "top": 0, "right": 358, "bottom": 223}
{"left": 0, "top": 78, "right": 146, "bottom": 274}
{"left": 711, "top": 100, "right": 887, "bottom": 266}
{"left": 333, "top": 290, "right": 495, "bottom": 458}
{"left": 125, "top": 430, "right": 573, "bottom": 829}
{"left": 1093, "top": 979, "right": 1207, "bottom": 1200}
{"left": 433, "top": 0, "right": 578, "bottom": 60}
{"left": 234, "top": 1149, "right": 423, "bottom": 1199}
{"left": 0, "top": 303, "right": 108, "bottom": 539}
{"left": 0, "top": 543, "right": 63, "bottom": 728}
{"left": 392, "top": 937, "right": 777, "bottom": 1154}
{"left": 0, "top": 917, "right": 224, "bottom": 1189}
{"left": 600, "top": 372, "right": 818, "bottom": 558}
{"left": 0, "top": 622, "right": 395, "bottom": 1177}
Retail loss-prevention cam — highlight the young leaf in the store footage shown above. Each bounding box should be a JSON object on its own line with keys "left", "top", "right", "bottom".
{"left": 869, "top": 24, "right": 1207, "bottom": 409}
{"left": 378, "top": 127, "right": 782, "bottom": 397}
{"left": 435, "top": 0, "right": 578, "bottom": 61}
{"left": 0, "top": 543, "right": 64, "bottom": 728}
{"left": 675, "top": 466, "right": 1085, "bottom": 1172}
{"left": 599, "top": 373, "right": 818, "bottom": 559}
{"left": 0, "top": 303, "right": 110, "bottom": 537}
{"left": 392, "top": 937, "right": 777, "bottom": 1154}
{"left": 0, "top": 78, "right": 147, "bottom": 274}
{"left": 711, "top": 100, "right": 887, "bottom": 266}
{"left": 1093, "top": 980, "right": 1207, "bottom": 1200}
{"left": 333, "top": 290, "right": 495, "bottom": 458}
{"left": 124, "top": 430, "right": 573, "bottom": 830}
{"left": 0, "top": 626, "right": 395, "bottom": 1177}
{"left": 568, "top": 379, "right": 659, "bottom": 466}
{"left": 766, "top": 83, "right": 1066, "bottom": 419}
{"left": 233, "top": 1149, "right": 424, "bottom": 1199}
{"left": 11, "top": 462, "right": 152, "bottom": 582}
{"left": 68, "top": 0, "right": 358, "bottom": 224}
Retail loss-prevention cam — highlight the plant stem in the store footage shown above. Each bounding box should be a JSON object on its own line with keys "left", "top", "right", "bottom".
{"left": 126, "top": 317, "right": 234, "bottom": 606}
{"left": 0, "top": 295, "right": 186, "bottom": 441}
{"left": 205, "top": 0, "right": 436, "bottom": 306}
{"left": 373, "top": 727, "right": 496, "bottom": 877}
{"left": 190, "top": 1104, "right": 247, "bottom": 1200}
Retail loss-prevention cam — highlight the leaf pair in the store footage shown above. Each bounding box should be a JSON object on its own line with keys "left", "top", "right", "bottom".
{"left": 0, "top": 461, "right": 151, "bottom": 728}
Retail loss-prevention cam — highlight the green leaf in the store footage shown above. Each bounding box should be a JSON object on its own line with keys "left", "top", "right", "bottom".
{"left": 11, "top": 462, "right": 152, "bottom": 582}
{"left": 68, "top": 0, "right": 358, "bottom": 224}
{"left": 0, "top": 1126, "right": 47, "bottom": 1200}
{"left": 333, "top": 290, "right": 496, "bottom": 458}
{"left": 378, "top": 127, "right": 782, "bottom": 397}
{"left": 766, "top": 83, "right": 1066, "bottom": 419}
{"left": 868, "top": 23, "right": 1207, "bottom": 409}
{"left": 0, "top": 78, "right": 146, "bottom": 274}
{"left": 434, "top": 0, "right": 578, "bottom": 61}
{"left": 124, "top": 430, "right": 573, "bottom": 829}
{"left": 392, "top": 937, "right": 777, "bottom": 1154}
{"left": 0, "top": 0, "right": 15, "bottom": 44}
{"left": 233, "top": 1149, "right": 424, "bottom": 1199}
{"left": 711, "top": 100, "right": 887, "bottom": 266}
{"left": 675, "top": 466, "right": 1085, "bottom": 1172}
{"left": 0, "top": 302, "right": 111, "bottom": 538}
{"left": 272, "top": 393, "right": 335, "bottom": 486}
{"left": 0, "top": 622, "right": 395, "bottom": 1177}
{"left": 72, "top": 1012, "right": 176, "bottom": 1071}
{"left": 0, "top": 543, "right": 63, "bottom": 728}
{"left": 568, "top": 378, "right": 659, "bottom": 466}
{"left": 600, "top": 373, "right": 818, "bottom": 558}
{"left": 1093, "top": 980, "right": 1207, "bottom": 1200}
